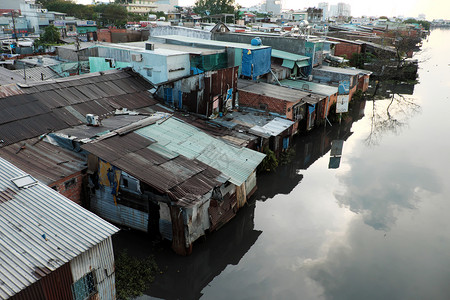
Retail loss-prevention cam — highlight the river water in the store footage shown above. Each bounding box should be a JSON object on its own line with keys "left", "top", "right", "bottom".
{"left": 114, "top": 28, "right": 450, "bottom": 300}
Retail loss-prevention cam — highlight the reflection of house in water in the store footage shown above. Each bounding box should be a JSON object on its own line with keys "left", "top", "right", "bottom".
{"left": 253, "top": 99, "right": 368, "bottom": 200}
{"left": 367, "top": 80, "right": 416, "bottom": 98}
{"left": 113, "top": 202, "right": 262, "bottom": 300}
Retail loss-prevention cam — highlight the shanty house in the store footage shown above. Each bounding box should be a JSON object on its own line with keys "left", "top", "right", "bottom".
{"left": 55, "top": 112, "right": 265, "bottom": 255}
{"left": 0, "top": 69, "right": 159, "bottom": 204}
{"left": 149, "top": 35, "right": 272, "bottom": 80}
{"left": 268, "top": 49, "right": 311, "bottom": 83}
{"left": 155, "top": 65, "right": 239, "bottom": 117}
{"left": 280, "top": 79, "right": 339, "bottom": 122}
{"left": 212, "top": 108, "right": 295, "bottom": 158}
{"left": 0, "top": 157, "right": 119, "bottom": 300}
{"left": 237, "top": 80, "right": 326, "bottom": 132}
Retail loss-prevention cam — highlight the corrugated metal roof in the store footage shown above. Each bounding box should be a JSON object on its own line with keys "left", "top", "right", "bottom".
{"left": 249, "top": 117, "right": 294, "bottom": 138}
{"left": 0, "top": 67, "right": 26, "bottom": 85}
{"left": 11, "top": 67, "right": 60, "bottom": 82}
{"left": 271, "top": 49, "right": 310, "bottom": 62}
{"left": 136, "top": 117, "right": 265, "bottom": 186}
{"left": 238, "top": 79, "right": 309, "bottom": 103}
{"left": 280, "top": 79, "right": 339, "bottom": 97}
{"left": 81, "top": 130, "right": 222, "bottom": 206}
{"left": 0, "top": 69, "right": 157, "bottom": 147}
{"left": 0, "top": 137, "right": 86, "bottom": 185}
{"left": 0, "top": 157, "right": 119, "bottom": 299}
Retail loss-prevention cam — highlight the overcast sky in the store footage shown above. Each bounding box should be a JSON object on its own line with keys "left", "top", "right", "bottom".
{"left": 77, "top": 0, "right": 448, "bottom": 20}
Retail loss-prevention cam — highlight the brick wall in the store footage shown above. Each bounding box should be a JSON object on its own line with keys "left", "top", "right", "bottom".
{"left": 358, "top": 74, "right": 370, "bottom": 92}
{"left": 50, "top": 171, "right": 85, "bottom": 205}
{"left": 238, "top": 91, "right": 288, "bottom": 116}
{"left": 97, "top": 29, "right": 112, "bottom": 42}
{"left": 334, "top": 43, "right": 361, "bottom": 58}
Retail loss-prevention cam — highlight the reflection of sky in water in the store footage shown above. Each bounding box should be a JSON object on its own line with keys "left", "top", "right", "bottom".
{"left": 200, "top": 29, "right": 450, "bottom": 300}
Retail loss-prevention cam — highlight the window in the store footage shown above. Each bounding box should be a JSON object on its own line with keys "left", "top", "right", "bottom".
{"left": 65, "top": 178, "right": 76, "bottom": 189}
{"left": 72, "top": 271, "right": 97, "bottom": 300}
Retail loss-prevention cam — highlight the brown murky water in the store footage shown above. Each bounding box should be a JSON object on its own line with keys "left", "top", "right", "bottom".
{"left": 114, "top": 29, "right": 450, "bottom": 300}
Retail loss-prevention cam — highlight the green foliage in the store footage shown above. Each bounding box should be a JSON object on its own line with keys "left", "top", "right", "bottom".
{"left": 349, "top": 52, "right": 375, "bottom": 69}
{"left": 115, "top": 250, "right": 159, "bottom": 300}
{"left": 42, "top": 24, "right": 60, "bottom": 43}
{"left": 33, "top": 24, "right": 61, "bottom": 49}
{"left": 40, "top": 0, "right": 129, "bottom": 27}
{"left": 403, "top": 18, "right": 430, "bottom": 31}
{"left": 94, "top": 3, "right": 128, "bottom": 27}
{"left": 279, "top": 147, "right": 295, "bottom": 166}
{"left": 193, "top": 0, "right": 237, "bottom": 16}
{"left": 259, "top": 146, "right": 278, "bottom": 172}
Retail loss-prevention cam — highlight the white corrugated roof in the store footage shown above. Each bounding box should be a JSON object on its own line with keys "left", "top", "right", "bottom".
{"left": 0, "top": 157, "right": 119, "bottom": 299}
{"left": 250, "top": 117, "right": 294, "bottom": 138}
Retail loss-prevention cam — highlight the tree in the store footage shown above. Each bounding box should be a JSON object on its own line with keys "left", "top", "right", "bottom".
{"left": 33, "top": 24, "right": 61, "bottom": 51}
{"left": 404, "top": 18, "right": 431, "bottom": 31}
{"left": 94, "top": 4, "right": 128, "bottom": 27}
{"left": 193, "top": 0, "right": 237, "bottom": 16}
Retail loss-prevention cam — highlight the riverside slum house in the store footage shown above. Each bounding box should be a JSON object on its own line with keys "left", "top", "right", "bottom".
{"left": 0, "top": 157, "right": 119, "bottom": 300}
{"left": 279, "top": 78, "right": 339, "bottom": 124}
{"left": 52, "top": 112, "right": 265, "bottom": 255}
{"left": 235, "top": 79, "right": 326, "bottom": 133}
{"left": 76, "top": 41, "right": 239, "bottom": 118}
{"left": 0, "top": 69, "right": 160, "bottom": 204}
{"left": 0, "top": 68, "right": 266, "bottom": 255}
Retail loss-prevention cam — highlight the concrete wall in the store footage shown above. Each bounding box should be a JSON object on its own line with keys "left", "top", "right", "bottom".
{"left": 213, "top": 32, "right": 307, "bottom": 55}
{"left": 149, "top": 26, "right": 212, "bottom": 40}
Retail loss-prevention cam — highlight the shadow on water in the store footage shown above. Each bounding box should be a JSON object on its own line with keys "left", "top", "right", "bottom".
{"left": 113, "top": 202, "right": 262, "bottom": 300}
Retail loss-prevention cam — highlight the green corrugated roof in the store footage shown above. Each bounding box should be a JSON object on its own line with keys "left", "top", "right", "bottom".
{"left": 135, "top": 118, "right": 265, "bottom": 186}
{"left": 272, "top": 49, "right": 310, "bottom": 62}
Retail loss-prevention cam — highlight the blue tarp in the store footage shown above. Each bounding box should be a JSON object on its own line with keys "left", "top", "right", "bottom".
{"left": 338, "top": 80, "right": 350, "bottom": 94}
{"left": 308, "top": 104, "right": 316, "bottom": 114}
{"left": 241, "top": 48, "right": 272, "bottom": 79}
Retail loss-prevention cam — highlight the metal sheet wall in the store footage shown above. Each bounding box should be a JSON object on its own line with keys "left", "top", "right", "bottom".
{"left": 70, "top": 236, "right": 116, "bottom": 300}
{"left": 10, "top": 262, "right": 73, "bottom": 300}
{"left": 92, "top": 186, "right": 149, "bottom": 232}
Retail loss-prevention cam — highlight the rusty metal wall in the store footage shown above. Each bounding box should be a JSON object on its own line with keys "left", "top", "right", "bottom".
{"left": 92, "top": 186, "right": 149, "bottom": 232}
{"left": 70, "top": 236, "right": 116, "bottom": 300}
{"left": 10, "top": 262, "right": 73, "bottom": 300}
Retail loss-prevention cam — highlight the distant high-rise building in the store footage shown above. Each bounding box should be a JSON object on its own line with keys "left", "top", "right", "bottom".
{"left": 418, "top": 13, "right": 426, "bottom": 20}
{"left": 337, "top": 2, "right": 351, "bottom": 18}
{"left": 264, "top": 0, "right": 282, "bottom": 15}
{"left": 318, "top": 2, "right": 329, "bottom": 21}
{"left": 329, "top": 4, "right": 338, "bottom": 18}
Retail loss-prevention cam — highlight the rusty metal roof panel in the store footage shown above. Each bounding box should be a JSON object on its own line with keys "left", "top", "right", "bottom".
{"left": 82, "top": 133, "right": 153, "bottom": 163}
{"left": 113, "top": 77, "right": 141, "bottom": 94}
{"left": 0, "top": 113, "right": 69, "bottom": 147}
{"left": 33, "top": 90, "right": 72, "bottom": 108}
{"left": 107, "top": 92, "right": 157, "bottom": 109}
{"left": 70, "top": 101, "right": 112, "bottom": 117}
{"left": 101, "top": 81, "right": 128, "bottom": 96}
{"left": 0, "top": 138, "right": 86, "bottom": 185}
{"left": 0, "top": 157, "right": 118, "bottom": 299}
{"left": 81, "top": 131, "right": 221, "bottom": 204}
{"left": 51, "top": 108, "right": 84, "bottom": 127}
